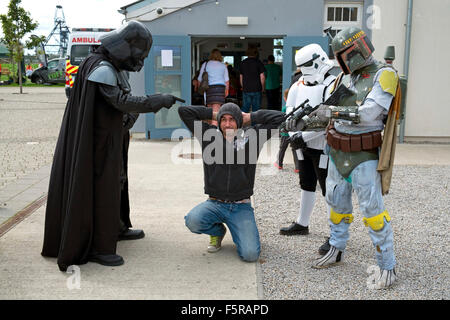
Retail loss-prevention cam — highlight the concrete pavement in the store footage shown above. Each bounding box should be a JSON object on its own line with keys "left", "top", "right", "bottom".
{"left": 1, "top": 137, "right": 450, "bottom": 299}
{"left": 1, "top": 85, "right": 449, "bottom": 299}
{"left": 0, "top": 139, "right": 259, "bottom": 299}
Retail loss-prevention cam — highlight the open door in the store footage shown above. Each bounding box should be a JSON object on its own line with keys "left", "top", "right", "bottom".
{"left": 145, "top": 35, "right": 191, "bottom": 139}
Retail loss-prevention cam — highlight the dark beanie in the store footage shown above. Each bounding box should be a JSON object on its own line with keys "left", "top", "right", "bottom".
{"left": 217, "top": 103, "right": 243, "bottom": 129}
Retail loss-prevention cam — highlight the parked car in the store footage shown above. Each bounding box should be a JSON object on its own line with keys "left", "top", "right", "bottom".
{"left": 29, "top": 58, "right": 66, "bottom": 84}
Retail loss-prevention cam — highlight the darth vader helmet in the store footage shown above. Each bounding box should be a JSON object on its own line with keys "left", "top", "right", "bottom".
{"left": 99, "top": 20, "right": 152, "bottom": 72}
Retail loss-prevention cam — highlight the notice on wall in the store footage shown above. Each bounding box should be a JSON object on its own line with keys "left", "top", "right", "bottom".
{"left": 161, "top": 50, "right": 173, "bottom": 67}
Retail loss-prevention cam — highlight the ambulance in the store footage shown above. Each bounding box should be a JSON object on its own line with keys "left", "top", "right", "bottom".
{"left": 65, "top": 28, "right": 114, "bottom": 98}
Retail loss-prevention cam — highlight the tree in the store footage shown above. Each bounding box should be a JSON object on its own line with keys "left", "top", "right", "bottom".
{"left": 0, "top": 0, "right": 44, "bottom": 93}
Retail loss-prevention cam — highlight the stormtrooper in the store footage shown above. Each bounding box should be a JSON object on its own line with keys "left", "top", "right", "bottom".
{"left": 280, "top": 44, "right": 336, "bottom": 237}
{"left": 42, "top": 20, "right": 183, "bottom": 271}
{"left": 291, "top": 27, "right": 401, "bottom": 289}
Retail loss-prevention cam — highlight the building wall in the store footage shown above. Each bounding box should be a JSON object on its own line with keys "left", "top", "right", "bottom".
{"left": 124, "top": 0, "right": 450, "bottom": 139}
{"left": 128, "top": 0, "right": 325, "bottom": 36}
{"left": 372, "top": 0, "right": 450, "bottom": 139}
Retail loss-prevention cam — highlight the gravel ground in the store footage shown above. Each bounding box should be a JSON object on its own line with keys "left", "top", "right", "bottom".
{"left": 0, "top": 87, "right": 65, "bottom": 190}
{"left": 1, "top": 86, "right": 449, "bottom": 299}
{"left": 253, "top": 164, "right": 450, "bottom": 300}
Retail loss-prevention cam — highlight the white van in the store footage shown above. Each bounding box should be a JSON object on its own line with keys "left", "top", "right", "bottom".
{"left": 65, "top": 28, "right": 114, "bottom": 97}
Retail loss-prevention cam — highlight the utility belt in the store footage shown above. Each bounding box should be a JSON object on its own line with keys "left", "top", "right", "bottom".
{"left": 209, "top": 197, "right": 251, "bottom": 204}
{"left": 326, "top": 122, "right": 382, "bottom": 153}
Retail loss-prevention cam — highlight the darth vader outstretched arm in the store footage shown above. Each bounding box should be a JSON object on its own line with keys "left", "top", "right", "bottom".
{"left": 98, "top": 84, "right": 178, "bottom": 114}
{"left": 88, "top": 62, "right": 183, "bottom": 114}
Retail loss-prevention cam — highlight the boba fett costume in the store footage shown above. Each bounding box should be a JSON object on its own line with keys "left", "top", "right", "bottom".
{"left": 303, "top": 27, "right": 401, "bottom": 289}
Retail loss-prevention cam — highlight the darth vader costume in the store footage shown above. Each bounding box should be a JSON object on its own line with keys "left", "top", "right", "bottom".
{"left": 119, "top": 112, "right": 141, "bottom": 238}
{"left": 41, "top": 21, "right": 183, "bottom": 271}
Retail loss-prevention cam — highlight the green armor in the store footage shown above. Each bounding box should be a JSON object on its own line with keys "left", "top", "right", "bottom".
{"left": 337, "top": 61, "right": 387, "bottom": 106}
{"left": 328, "top": 61, "right": 390, "bottom": 179}
{"left": 332, "top": 27, "right": 375, "bottom": 74}
{"left": 329, "top": 148, "right": 378, "bottom": 182}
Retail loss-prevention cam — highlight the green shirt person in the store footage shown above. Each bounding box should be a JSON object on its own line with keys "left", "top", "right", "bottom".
{"left": 264, "top": 55, "right": 282, "bottom": 110}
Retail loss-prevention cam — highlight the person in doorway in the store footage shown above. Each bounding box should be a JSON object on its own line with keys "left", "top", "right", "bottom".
{"left": 178, "top": 103, "right": 284, "bottom": 262}
{"left": 226, "top": 64, "right": 241, "bottom": 104}
{"left": 239, "top": 47, "right": 266, "bottom": 112}
{"left": 274, "top": 103, "right": 300, "bottom": 173}
{"left": 192, "top": 64, "right": 205, "bottom": 105}
{"left": 274, "top": 68, "right": 302, "bottom": 173}
{"left": 264, "top": 54, "right": 282, "bottom": 110}
{"left": 198, "top": 49, "right": 229, "bottom": 126}
{"left": 280, "top": 44, "right": 336, "bottom": 236}
{"left": 41, "top": 21, "right": 182, "bottom": 271}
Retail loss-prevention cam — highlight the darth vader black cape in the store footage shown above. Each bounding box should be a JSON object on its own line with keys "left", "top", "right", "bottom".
{"left": 42, "top": 52, "right": 126, "bottom": 271}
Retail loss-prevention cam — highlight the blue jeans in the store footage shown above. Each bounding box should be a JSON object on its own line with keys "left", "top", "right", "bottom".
{"left": 184, "top": 200, "right": 260, "bottom": 262}
{"left": 242, "top": 92, "right": 262, "bottom": 113}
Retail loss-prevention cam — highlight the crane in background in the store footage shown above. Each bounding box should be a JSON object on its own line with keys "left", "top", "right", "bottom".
{"left": 44, "top": 5, "right": 70, "bottom": 57}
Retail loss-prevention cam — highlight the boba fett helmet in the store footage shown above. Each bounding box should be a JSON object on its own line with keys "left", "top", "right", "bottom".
{"left": 331, "top": 27, "right": 375, "bottom": 74}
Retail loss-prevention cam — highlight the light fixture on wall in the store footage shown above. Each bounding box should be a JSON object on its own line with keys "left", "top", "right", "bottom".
{"left": 188, "top": 7, "right": 192, "bottom": 11}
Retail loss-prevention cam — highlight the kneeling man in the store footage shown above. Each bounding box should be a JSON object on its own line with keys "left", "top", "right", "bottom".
{"left": 178, "top": 103, "right": 283, "bottom": 261}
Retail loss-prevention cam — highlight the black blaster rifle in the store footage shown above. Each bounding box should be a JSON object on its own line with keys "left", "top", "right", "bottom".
{"left": 279, "top": 83, "right": 355, "bottom": 133}
{"left": 279, "top": 99, "right": 309, "bottom": 133}
{"left": 322, "top": 82, "right": 355, "bottom": 106}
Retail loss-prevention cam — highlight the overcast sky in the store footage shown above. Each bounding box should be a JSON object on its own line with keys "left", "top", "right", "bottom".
{"left": 0, "top": 0, "right": 130, "bottom": 39}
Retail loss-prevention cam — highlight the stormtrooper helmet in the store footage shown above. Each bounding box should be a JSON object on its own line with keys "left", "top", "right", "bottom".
{"left": 295, "top": 44, "right": 334, "bottom": 85}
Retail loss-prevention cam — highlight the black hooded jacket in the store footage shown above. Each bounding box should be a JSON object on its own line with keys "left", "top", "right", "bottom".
{"left": 178, "top": 106, "right": 284, "bottom": 201}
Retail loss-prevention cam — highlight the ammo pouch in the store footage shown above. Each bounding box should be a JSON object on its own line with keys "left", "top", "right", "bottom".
{"left": 326, "top": 122, "right": 382, "bottom": 152}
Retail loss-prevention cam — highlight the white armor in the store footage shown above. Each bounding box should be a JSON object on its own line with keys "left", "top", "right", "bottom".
{"left": 295, "top": 44, "right": 334, "bottom": 85}
{"left": 286, "top": 74, "right": 336, "bottom": 150}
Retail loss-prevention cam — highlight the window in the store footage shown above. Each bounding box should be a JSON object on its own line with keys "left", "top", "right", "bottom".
{"left": 223, "top": 56, "right": 234, "bottom": 67}
{"left": 324, "top": 2, "right": 363, "bottom": 58}
{"left": 70, "top": 45, "right": 98, "bottom": 66}
{"left": 273, "top": 38, "right": 283, "bottom": 63}
{"left": 47, "top": 60, "right": 59, "bottom": 69}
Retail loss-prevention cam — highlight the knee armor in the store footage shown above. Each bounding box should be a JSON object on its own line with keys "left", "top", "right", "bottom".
{"left": 363, "top": 210, "right": 391, "bottom": 231}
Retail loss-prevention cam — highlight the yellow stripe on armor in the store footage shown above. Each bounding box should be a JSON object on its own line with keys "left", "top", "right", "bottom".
{"left": 363, "top": 210, "right": 391, "bottom": 231}
{"left": 330, "top": 208, "right": 354, "bottom": 224}
{"left": 379, "top": 69, "right": 398, "bottom": 96}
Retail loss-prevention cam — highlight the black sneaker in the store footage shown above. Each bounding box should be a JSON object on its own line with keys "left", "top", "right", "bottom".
{"left": 318, "top": 237, "right": 331, "bottom": 255}
{"left": 279, "top": 222, "right": 309, "bottom": 235}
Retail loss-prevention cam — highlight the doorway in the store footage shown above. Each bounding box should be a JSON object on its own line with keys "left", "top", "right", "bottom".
{"left": 191, "top": 36, "right": 285, "bottom": 111}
